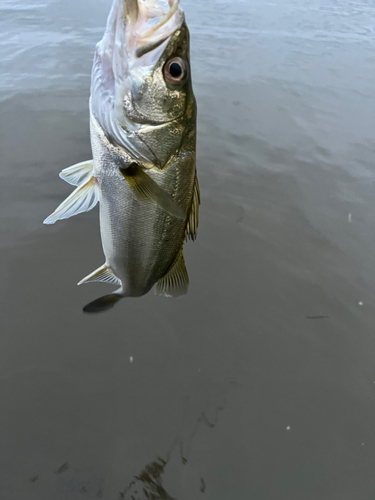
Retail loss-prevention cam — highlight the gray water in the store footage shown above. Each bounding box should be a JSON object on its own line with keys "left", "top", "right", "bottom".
{"left": 1, "top": 0, "right": 375, "bottom": 498}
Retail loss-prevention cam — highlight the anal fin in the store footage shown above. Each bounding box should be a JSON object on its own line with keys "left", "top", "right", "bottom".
{"left": 59, "top": 160, "right": 93, "bottom": 186}
{"left": 156, "top": 249, "right": 189, "bottom": 298}
{"left": 43, "top": 176, "right": 98, "bottom": 225}
{"left": 77, "top": 265, "right": 121, "bottom": 286}
{"left": 119, "top": 163, "right": 186, "bottom": 220}
{"left": 185, "top": 173, "right": 200, "bottom": 241}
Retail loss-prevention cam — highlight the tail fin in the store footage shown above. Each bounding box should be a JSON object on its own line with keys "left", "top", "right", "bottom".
{"left": 83, "top": 293, "right": 122, "bottom": 314}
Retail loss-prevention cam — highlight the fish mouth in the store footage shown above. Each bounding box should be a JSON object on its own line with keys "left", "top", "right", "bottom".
{"left": 124, "top": 0, "right": 184, "bottom": 59}
{"left": 125, "top": 0, "right": 182, "bottom": 38}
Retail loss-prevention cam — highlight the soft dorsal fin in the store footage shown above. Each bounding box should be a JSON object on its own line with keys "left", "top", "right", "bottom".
{"left": 156, "top": 249, "right": 189, "bottom": 298}
{"left": 185, "top": 173, "right": 200, "bottom": 241}
{"left": 43, "top": 176, "right": 99, "bottom": 225}
{"left": 59, "top": 160, "right": 93, "bottom": 186}
{"left": 77, "top": 264, "right": 121, "bottom": 286}
{"left": 119, "top": 163, "right": 186, "bottom": 220}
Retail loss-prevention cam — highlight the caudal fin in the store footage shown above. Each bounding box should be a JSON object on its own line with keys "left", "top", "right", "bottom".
{"left": 83, "top": 293, "right": 122, "bottom": 314}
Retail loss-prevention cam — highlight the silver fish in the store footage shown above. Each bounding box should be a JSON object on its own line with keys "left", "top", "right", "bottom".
{"left": 44, "top": 0, "right": 199, "bottom": 312}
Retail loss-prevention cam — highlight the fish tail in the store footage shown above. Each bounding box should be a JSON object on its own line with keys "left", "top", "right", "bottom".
{"left": 83, "top": 291, "right": 123, "bottom": 314}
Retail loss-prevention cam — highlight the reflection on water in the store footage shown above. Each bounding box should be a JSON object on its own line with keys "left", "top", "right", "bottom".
{"left": 118, "top": 395, "right": 225, "bottom": 500}
{"left": 2, "top": 0, "right": 375, "bottom": 498}
{"left": 121, "top": 457, "right": 176, "bottom": 500}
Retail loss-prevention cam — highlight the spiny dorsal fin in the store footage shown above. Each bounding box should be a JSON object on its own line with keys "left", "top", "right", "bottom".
{"left": 77, "top": 264, "right": 121, "bottom": 286}
{"left": 119, "top": 164, "right": 185, "bottom": 220}
{"left": 156, "top": 249, "right": 189, "bottom": 298}
{"left": 59, "top": 160, "right": 93, "bottom": 186}
{"left": 185, "top": 174, "right": 200, "bottom": 241}
{"left": 43, "top": 176, "right": 99, "bottom": 225}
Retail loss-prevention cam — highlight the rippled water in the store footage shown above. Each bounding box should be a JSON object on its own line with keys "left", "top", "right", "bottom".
{"left": 1, "top": 0, "right": 375, "bottom": 498}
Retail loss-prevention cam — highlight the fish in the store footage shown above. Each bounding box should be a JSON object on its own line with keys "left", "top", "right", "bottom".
{"left": 43, "top": 0, "right": 199, "bottom": 313}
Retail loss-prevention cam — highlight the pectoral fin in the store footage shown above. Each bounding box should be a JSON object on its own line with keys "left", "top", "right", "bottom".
{"left": 43, "top": 176, "right": 99, "bottom": 225}
{"left": 185, "top": 173, "right": 200, "bottom": 241}
{"left": 119, "top": 164, "right": 185, "bottom": 220}
{"left": 156, "top": 248, "right": 189, "bottom": 298}
{"left": 77, "top": 264, "right": 121, "bottom": 286}
{"left": 59, "top": 160, "right": 93, "bottom": 186}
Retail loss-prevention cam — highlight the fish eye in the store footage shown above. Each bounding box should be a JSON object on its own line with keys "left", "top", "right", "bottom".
{"left": 163, "top": 57, "right": 188, "bottom": 85}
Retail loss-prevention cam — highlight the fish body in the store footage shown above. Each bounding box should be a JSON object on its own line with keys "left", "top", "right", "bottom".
{"left": 44, "top": 0, "right": 199, "bottom": 310}
{"left": 90, "top": 106, "right": 196, "bottom": 298}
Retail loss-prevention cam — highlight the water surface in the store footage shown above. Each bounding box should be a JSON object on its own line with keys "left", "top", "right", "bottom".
{"left": 1, "top": 0, "right": 375, "bottom": 498}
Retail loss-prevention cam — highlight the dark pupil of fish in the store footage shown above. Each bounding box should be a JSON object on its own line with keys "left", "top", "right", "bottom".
{"left": 170, "top": 62, "right": 182, "bottom": 78}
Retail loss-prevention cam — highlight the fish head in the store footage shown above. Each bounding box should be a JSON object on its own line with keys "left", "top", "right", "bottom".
{"left": 122, "top": 17, "right": 194, "bottom": 125}
{"left": 92, "top": 0, "right": 196, "bottom": 150}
